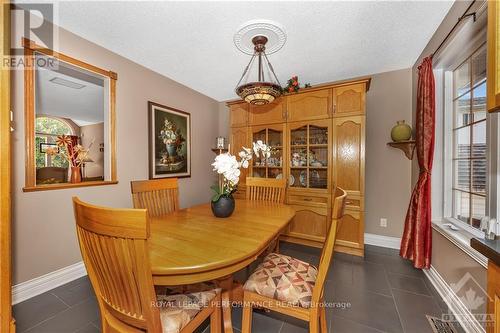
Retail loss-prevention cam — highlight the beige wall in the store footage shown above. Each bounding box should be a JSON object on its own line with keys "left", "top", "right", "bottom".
{"left": 80, "top": 122, "right": 104, "bottom": 179}
{"left": 432, "top": 230, "right": 487, "bottom": 322}
{"left": 218, "top": 102, "right": 230, "bottom": 139}
{"left": 365, "top": 68, "right": 413, "bottom": 237}
{"left": 12, "top": 17, "right": 220, "bottom": 284}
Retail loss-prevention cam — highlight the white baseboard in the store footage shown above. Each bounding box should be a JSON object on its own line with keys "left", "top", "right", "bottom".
{"left": 424, "top": 265, "right": 485, "bottom": 333}
{"left": 12, "top": 261, "right": 87, "bottom": 305}
{"left": 364, "top": 233, "right": 401, "bottom": 249}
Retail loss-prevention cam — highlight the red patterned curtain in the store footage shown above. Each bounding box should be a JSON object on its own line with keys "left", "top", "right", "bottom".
{"left": 400, "top": 57, "right": 435, "bottom": 269}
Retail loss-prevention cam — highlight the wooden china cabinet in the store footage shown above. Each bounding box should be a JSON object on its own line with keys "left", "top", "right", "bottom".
{"left": 228, "top": 78, "right": 370, "bottom": 256}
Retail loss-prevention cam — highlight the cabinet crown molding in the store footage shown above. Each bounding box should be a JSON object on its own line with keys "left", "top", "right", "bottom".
{"left": 225, "top": 77, "right": 371, "bottom": 106}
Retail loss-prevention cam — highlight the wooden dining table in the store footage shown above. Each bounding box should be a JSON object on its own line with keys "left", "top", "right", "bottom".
{"left": 148, "top": 199, "right": 295, "bottom": 333}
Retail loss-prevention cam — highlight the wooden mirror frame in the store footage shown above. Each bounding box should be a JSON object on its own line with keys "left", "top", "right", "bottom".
{"left": 22, "top": 38, "right": 118, "bottom": 192}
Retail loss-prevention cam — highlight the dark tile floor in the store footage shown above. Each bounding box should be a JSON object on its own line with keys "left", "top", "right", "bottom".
{"left": 13, "top": 243, "right": 464, "bottom": 333}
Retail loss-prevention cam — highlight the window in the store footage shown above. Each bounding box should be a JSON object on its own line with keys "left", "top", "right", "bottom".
{"left": 35, "top": 116, "right": 73, "bottom": 168}
{"left": 451, "top": 45, "right": 487, "bottom": 229}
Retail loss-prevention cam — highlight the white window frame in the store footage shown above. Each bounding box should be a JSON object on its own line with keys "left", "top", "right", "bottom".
{"left": 442, "top": 73, "right": 488, "bottom": 238}
{"left": 433, "top": 23, "right": 498, "bottom": 239}
{"left": 444, "top": 45, "right": 488, "bottom": 236}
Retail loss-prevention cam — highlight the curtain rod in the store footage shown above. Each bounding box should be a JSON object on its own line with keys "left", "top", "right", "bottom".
{"left": 432, "top": 0, "right": 477, "bottom": 58}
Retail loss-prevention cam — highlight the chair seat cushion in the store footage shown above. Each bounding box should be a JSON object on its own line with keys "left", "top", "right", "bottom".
{"left": 155, "top": 282, "right": 219, "bottom": 333}
{"left": 244, "top": 253, "right": 317, "bottom": 308}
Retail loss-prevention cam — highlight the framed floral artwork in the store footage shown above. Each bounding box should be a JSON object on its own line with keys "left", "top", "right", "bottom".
{"left": 148, "top": 101, "right": 191, "bottom": 179}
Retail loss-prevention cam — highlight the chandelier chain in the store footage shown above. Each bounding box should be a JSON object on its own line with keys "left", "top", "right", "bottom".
{"left": 263, "top": 52, "right": 281, "bottom": 87}
{"left": 235, "top": 34, "right": 282, "bottom": 105}
{"left": 235, "top": 53, "right": 257, "bottom": 90}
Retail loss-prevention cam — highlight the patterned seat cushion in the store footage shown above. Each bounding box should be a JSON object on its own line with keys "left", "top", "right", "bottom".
{"left": 155, "top": 282, "right": 220, "bottom": 333}
{"left": 244, "top": 253, "right": 317, "bottom": 308}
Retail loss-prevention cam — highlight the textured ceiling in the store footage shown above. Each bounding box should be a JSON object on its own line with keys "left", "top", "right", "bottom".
{"left": 32, "top": 1, "right": 453, "bottom": 101}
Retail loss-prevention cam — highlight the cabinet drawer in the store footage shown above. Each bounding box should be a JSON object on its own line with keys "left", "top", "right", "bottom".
{"left": 344, "top": 195, "right": 363, "bottom": 210}
{"left": 290, "top": 204, "right": 327, "bottom": 216}
{"left": 288, "top": 195, "right": 328, "bottom": 207}
{"left": 345, "top": 198, "right": 360, "bottom": 208}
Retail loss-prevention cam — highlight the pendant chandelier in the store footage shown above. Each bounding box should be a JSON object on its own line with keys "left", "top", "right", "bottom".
{"left": 235, "top": 36, "right": 282, "bottom": 106}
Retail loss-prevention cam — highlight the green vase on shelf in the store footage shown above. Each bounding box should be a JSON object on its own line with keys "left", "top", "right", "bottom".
{"left": 391, "top": 120, "right": 412, "bottom": 142}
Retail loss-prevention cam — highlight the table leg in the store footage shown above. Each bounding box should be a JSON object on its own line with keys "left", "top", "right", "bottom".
{"left": 219, "top": 275, "right": 234, "bottom": 333}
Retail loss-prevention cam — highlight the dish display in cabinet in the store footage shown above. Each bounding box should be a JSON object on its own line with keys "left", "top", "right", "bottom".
{"left": 289, "top": 120, "right": 331, "bottom": 190}
{"left": 249, "top": 125, "right": 285, "bottom": 179}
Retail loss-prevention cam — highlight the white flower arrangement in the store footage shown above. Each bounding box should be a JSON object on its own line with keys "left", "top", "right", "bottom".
{"left": 159, "top": 119, "right": 180, "bottom": 145}
{"left": 211, "top": 140, "right": 271, "bottom": 202}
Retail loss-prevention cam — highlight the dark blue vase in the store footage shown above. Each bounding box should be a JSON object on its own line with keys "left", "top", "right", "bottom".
{"left": 211, "top": 195, "right": 235, "bottom": 218}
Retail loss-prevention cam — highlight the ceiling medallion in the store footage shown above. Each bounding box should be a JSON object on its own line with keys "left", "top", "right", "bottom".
{"left": 233, "top": 19, "right": 287, "bottom": 55}
{"left": 234, "top": 20, "right": 286, "bottom": 106}
{"left": 234, "top": 31, "right": 284, "bottom": 106}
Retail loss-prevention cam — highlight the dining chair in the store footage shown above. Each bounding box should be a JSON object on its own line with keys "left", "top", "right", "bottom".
{"left": 246, "top": 177, "right": 286, "bottom": 203}
{"left": 246, "top": 177, "right": 287, "bottom": 255}
{"left": 241, "top": 187, "right": 347, "bottom": 333}
{"left": 131, "top": 178, "right": 179, "bottom": 217}
{"left": 72, "top": 197, "right": 221, "bottom": 333}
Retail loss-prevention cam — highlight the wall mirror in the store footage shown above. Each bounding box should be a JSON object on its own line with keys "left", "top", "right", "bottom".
{"left": 23, "top": 39, "right": 117, "bottom": 191}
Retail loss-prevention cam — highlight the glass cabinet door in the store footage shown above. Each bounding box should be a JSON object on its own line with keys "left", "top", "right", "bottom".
{"left": 251, "top": 126, "right": 284, "bottom": 179}
{"left": 308, "top": 125, "right": 328, "bottom": 189}
{"left": 290, "top": 125, "right": 308, "bottom": 188}
{"left": 289, "top": 121, "right": 330, "bottom": 190}
{"left": 267, "top": 129, "right": 283, "bottom": 179}
{"left": 252, "top": 128, "right": 267, "bottom": 178}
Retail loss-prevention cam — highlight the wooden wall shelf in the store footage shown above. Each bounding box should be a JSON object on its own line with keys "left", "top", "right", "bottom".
{"left": 387, "top": 140, "right": 416, "bottom": 160}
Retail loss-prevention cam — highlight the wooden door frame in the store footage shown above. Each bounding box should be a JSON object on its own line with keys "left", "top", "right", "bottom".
{"left": 0, "top": 0, "right": 14, "bottom": 331}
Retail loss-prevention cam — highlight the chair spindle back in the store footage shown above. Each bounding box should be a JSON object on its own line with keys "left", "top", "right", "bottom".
{"left": 131, "top": 178, "right": 179, "bottom": 217}
{"left": 246, "top": 177, "right": 286, "bottom": 203}
{"left": 73, "top": 197, "right": 161, "bottom": 332}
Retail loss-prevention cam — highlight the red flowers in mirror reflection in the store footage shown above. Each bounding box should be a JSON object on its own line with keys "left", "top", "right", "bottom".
{"left": 46, "top": 134, "right": 94, "bottom": 168}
